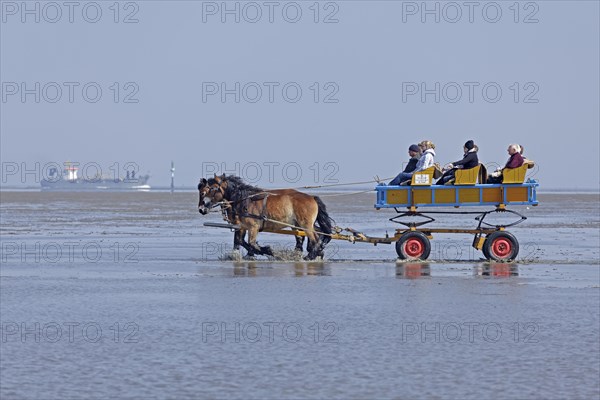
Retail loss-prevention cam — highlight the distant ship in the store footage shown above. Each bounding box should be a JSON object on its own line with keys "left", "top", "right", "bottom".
{"left": 41, "top": 165, "right": 150, "bottom": 191}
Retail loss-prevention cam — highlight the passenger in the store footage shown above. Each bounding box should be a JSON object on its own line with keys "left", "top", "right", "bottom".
{"left": 519, "top": 144, "right": 534, "bottom": 167}
{"left": 487, "top": 144, "right": 524, "bottom": 184}
{"left": 389, "top": 141, "right": 436, "bottom": 185}
{"left": 389, "top": 144, "right": 421, "bottom": 185}
{"left": 436, "top": 140, "right": 479, "bottom": 185}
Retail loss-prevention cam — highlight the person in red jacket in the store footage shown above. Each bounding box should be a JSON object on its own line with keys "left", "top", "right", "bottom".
{"left": 487, "top": 144, "right": 524, "bottom": 184}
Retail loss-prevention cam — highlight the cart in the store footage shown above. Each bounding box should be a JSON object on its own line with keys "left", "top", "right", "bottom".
{"left": 204, "top": 164, "right": 539, "bottom": 262}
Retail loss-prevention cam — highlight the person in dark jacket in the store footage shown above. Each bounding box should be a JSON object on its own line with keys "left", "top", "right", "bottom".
{"left": 487, "top": 144, "right": 524, "bottom": 183}
{"left": 389, "top": 144, "right": 421, "bottom": 185}
{"left": 436, "top": 140, "right": 479, "bottom": 185}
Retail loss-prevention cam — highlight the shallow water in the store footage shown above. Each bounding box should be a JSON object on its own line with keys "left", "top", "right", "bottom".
{"left": 1, "top": 191, "right": 599, "bottom": 399}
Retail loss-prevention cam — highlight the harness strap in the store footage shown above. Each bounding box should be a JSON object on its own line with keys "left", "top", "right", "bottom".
{"left": 240, "top": 194, "right": 270, "bottom": 231}
{"left": 260, "top": 195, "right": 268, "bottom": 231}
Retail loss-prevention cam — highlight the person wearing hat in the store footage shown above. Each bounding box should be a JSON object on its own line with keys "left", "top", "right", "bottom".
{"left": 389, "top": 144, "right": 422, "bottom": 185}
{"left": 389, "top": 141, "right": 436, "bottom": 185}
{"left": 436, "top": 140, "right": 479, "bottom": 185}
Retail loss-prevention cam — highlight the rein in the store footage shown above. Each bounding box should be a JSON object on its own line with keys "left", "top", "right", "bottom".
{"left": 281, "top": 175, "right": 394, "bottom": 190}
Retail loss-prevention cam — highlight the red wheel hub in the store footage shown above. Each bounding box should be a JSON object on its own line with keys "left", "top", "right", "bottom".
{"left": 491, "top": 238, "right": 512, "bottom": 258}
{"left": 404, "top": 238, "right": 424, "bottom": 258}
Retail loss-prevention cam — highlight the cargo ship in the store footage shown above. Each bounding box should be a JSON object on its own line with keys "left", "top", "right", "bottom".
{"left": 40, "top": 164, "right": 150, "bottom": 191}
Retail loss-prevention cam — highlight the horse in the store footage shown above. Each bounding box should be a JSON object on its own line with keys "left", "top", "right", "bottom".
{"left": 198, "top": 177, "right": 293, "bottom": 257}
{"left": 198, "top": 178, "right": 247, "bottom": 254}
{"left": 198, "top": 177, "right": 311, "bottom": 257}
{"left": 198, "top": 175, "right": 334, "bottom": 260}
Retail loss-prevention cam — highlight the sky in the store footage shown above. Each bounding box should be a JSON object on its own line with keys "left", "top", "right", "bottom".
{"left": 1, "top": 0, "right": 599, "bottom": 190}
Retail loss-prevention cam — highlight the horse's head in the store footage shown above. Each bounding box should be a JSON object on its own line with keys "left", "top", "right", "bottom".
{"left": 198, "top": 178, "right": 210, "bottom": 214}
{"left": 197, "top": 175, "right": 227, "bottom": 215}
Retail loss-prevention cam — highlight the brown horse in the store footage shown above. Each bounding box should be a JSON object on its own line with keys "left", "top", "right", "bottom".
{"left": 198, "top": 178, "right": 247, "bottom": 254}
{"left": 198, "top": 177, "right": 292, "bottom": 257}
{"left": 198, "top": 175, "right": 334, "bottom": 260}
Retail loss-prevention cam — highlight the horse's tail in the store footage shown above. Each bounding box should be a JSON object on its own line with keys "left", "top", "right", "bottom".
{"left": 314, "top": 196, "right": 334, "bottom": 247}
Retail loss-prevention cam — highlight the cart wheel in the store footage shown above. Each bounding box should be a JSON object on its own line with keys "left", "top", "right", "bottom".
{"left": 483, "top": 231, "right": 519, "bottom": 261}
{"left": 396, "top": 231, "right": 431, "bottom": 260}
{"left": 481, "top": 242, "right": 491, "bottom": 260}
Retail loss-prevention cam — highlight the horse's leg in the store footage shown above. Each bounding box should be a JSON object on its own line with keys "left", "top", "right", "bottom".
{"left": 259, "top": 240, "right": 274, "bottom": 257}
{"left": 228, "top": 211, "right": 246, "bottom": 256}
{"left": 293, "top": 202, "right": 322, "bottom": 260}
{"left": 317, "top": 232, "right": 330, "bottom": 258}
{"left": 228, "top": 230, "right": 241, "bottom": 260}
{"left": 247, "top": 226, "right": 273, "bottom": 257}
{"left": 303, "top": 230, "right": 321, "bottom": 260}
{"left": 297, "top": 220, "right": 320, "bottom": 260}
{"left": 306, "top": 236, "right": 314, "bottom": 254}
{"left": 294, "top": 235, "right": 305, "bottom": 252}
{"left": 260, "top": 245, "right": 274, "bottom": 256}
{"left": 233, "top": 230, "right": 242, "bottom": 251}
{"left": 235, "top": 229, "right": 255, "bottom": 256}
{"left": 237, "top": 228, "right": 257, "bottom": 257}
{"left": 293, "top": 215, "right": 305, "bottom": 253}
{"left": 231, "top": 213, "right": 252, "bottom": 255}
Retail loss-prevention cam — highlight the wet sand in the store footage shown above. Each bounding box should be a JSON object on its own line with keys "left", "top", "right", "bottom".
{"left": 1, "top": 191, "right": 599, "bottom": 399}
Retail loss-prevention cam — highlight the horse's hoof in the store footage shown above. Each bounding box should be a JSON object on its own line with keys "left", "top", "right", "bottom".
{"left": 260, "top": 246, "right": 274, "bottom": 257}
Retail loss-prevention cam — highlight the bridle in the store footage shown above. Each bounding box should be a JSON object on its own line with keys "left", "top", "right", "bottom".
{"left": 199, "top": 181, "right": 229, "bottom": 215}
{"left": 208, "top": 182, "right": 225, "bottom": 197}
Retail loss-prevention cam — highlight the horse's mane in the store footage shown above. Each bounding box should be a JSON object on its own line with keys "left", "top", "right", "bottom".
{"left": 214, "top": 175, "right": 265, "bottom": 205}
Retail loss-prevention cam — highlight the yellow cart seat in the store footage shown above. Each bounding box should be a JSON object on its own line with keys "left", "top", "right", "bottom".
{"left": 411, "top": 166, "right": 436, "bottom": 186}
{"left": 502, "top": 161, "right": 533, "bottom": 184}
{"left": 454, "top": 164, "right": 481, "bottom": 185}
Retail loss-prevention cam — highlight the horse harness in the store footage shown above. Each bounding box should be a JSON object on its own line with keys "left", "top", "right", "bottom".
{"left": 241, "top": 194, "right": 270, "bottom": 231}
{"left": 210, "top": 181, "right": 271, "bottom": 230}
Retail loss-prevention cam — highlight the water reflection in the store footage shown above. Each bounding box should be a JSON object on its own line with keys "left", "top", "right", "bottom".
{"left": 233, "top": 263, "right": 257, "bottom": 277}
{"left": 231, "top": 262, "right": 331, "bottom": 277}
{"left": 474, "top": 263, "right": 519, "bottom": 277}
{"left": 396, "top": 263, "right": 431, "bottom": 279}
{"left": 294, "top": 262, "right": 330, "bottom": 277}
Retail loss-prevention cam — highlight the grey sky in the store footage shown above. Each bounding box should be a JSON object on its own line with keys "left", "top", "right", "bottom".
{"left": 1, "top": 1, "right": 599, "bottom": 189}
